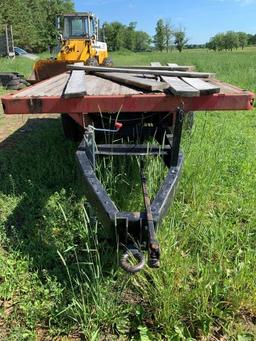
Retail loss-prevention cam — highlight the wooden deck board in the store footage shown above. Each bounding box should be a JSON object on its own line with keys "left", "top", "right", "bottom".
{"left": 14, "top": 73, "right": 69, "bottom": 97}
{"left": 150, "top": 62, "right": 162, "bottom": 66}
{"left": 116, "top": 65, "right": 194, "bottom": 71}
{"left": 63, "top": 62, "right": 87, "bottom": 98}
{"left": 96, "top": 72, "right": 168, "bottom": 91}
{"left": 13, "top": 73, "right": 141, "bottom": 98}
{"left": 167, "top": 63, "right": 178, "bottom": 67}
{"left": 84, "top": 75, "right": 141, "bottom": 95}
{"left": 11, "top": 72, "right": 249, "bottom": 99}
{"left": 161, "top": 76, "right": 200, "bottom": 97}
{"left": 182, "top": 77, "right": 220, "bottom": 95}
{"left": 69, "top": 65, "right": 215, "bottom": 78}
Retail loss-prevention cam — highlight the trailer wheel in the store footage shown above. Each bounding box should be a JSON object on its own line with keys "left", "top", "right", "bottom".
{"left": 102, "top": 57, "right": 113, "bottom": 67}
{"left": 61, "top": 114, "right": 84, "bottom": 142}
{"left": 86, "top": 57, "right": 99, "bottom": 66}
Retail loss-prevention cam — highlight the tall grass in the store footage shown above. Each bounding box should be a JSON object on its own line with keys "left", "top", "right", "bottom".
{"left": 0, "top": 49, "right": 255, "bottom": 339}
{"left": 0, "top": 57, "right": 34, "bottom": 77}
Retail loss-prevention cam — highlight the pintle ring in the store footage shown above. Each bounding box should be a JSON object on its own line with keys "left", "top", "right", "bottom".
{"left": 120, "top": 248, "right": 145, "bottom": 273}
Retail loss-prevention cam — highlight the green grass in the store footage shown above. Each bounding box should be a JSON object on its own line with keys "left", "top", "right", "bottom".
{"left": 0, "top": 49, "right": 256, "bottom": 340}
{"left": 0, "top": 57, "right": 35, "bottom": 78}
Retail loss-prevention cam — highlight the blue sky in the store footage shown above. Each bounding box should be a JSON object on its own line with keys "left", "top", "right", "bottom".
{"left": 74, "top": 0, "right": 256, "bottom": 44}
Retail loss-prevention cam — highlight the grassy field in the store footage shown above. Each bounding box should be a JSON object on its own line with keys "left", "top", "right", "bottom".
{"left": 0, "top": 48, "right": 256, "bottom": 340}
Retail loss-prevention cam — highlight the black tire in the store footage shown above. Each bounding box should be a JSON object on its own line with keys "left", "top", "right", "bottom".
{"left": 85, "top": 57, "right": 99, "bottom": 66}
{"left": 61, "top": 114, "right": 84, "bottom": 142}
{"left": 102, "top": 57, "right": 113, "bottom": 67}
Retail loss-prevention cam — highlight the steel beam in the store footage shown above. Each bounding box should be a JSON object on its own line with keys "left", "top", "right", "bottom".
{"left": 1, "top": 92, "right": 254, "bottom": 115}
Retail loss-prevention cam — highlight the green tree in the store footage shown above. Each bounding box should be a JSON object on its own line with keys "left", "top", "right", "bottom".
{"left": 247, "top": 33, "right": 256, "bottom": 45}
{"left": 207, "top": 33, "right": 226, "bottom": 51}
{"left": 164, "top": 20, "right": 173, "bottom": 52}
{"left": 103, "top": 21, "right": 150, "bottom": 52}
{"left": 154, "top": 19, "right": 165, "bottom": 51}
{"left": 237, "top": 32, "right": 248, "bottom": 49}
{"left": 174, "top": 28, "right": 188, "bottom": 52}
{"left": 223, "top": 31, "right": 239, "bottom": 51}
{"left": 0, "top": 0, "right": 74, "bottom": 52}
{"left": 134, "top": 31, "right": 151, "bottom": 51}
{"left": 41, "top": 0, "right": 74, "bottom": 52}
{"left": 124, "top": 22, "right": 136, "bottom": 51}
{"left": 103, "top": 21, "right": 125, "bottom": 51}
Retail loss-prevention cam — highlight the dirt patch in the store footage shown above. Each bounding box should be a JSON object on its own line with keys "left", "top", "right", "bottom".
{"left": 0, "top": 299, "right": 14, "bottom": 341}
{"left": 36, "top": 327, "right": 84, "bottom": 341}
{"left": 0, "top": 113, "right": 60, "bottom": 148}
{"left": 0, "top": 317, "right": 9, "bottom": 341}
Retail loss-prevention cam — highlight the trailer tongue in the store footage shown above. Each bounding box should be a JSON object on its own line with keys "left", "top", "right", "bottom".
{"left": 1, "top": 64, "right": 254, "bottom": 273}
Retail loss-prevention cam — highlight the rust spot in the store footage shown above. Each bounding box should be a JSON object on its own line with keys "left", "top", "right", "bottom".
{"left": 28, "top": 98, "right": 42, "bottom": 113}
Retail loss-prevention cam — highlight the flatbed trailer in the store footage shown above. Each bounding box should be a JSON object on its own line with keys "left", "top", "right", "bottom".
{"left": 1, "top": 69, "right": 254, "bottom": 273}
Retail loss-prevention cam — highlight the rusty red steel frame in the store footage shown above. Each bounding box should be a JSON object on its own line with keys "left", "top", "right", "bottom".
{"left": 1, "top": 91, "right": 255, "bottom": 121}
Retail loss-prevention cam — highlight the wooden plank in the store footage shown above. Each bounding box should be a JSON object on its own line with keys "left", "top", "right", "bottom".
{"left": 13, "top": 73, "right": 140, "bottom": 98}
{"left": 161, "top": 76, "right": 200, "bottom": 97}
{"left": 63, "top": 62, "right": 87, "bottom": 98}
{"left": 14, "top": 73, "right": 69, "bottom": 98}
{"left": 115, "top": 65, "right": 194, "bottom": 71}
{"left": 68, "top": 65, "right": 215, "bottom": 78}
{"left": 133, "top": 74, "right": 158, "bottom": 80}
{"left": 49, "top": 75, "right": 71, "bottom": 96}
{"left": 150, "top": 62, "right": 162, "bottom": 66}
{"left": 182, "top": 77, "right": 220, "bottom": 95}
{"left": 84, "top": 75, "right": 141, "bottom": 96}
{"left": 96, "top": 72, "right": 169, "bottom": 91}
{"left": 167, "top": 63, "right": 178, "bottom": 67}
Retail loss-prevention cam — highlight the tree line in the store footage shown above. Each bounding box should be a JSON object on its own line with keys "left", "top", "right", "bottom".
{"left": 206, "top": 31, "right": 256, "bottom": 51}
{"left": 103, "top": 19, "right": 189, "bottom": 53}
{"left": 102, "top": 22, "right": 151, "bottom": 52}
{"left": 0, "top": 0, "right": 74, "bottom": 52}
{"left": 154, "top": 19, "right": 188, "bottom": 52}
{"left": 0, "top": 1, "right": 255, "bottom": 54}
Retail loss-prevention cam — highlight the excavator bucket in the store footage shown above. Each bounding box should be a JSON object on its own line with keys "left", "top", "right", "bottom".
{"left": 28, "top": 59, "right": 69, "bottom": 83}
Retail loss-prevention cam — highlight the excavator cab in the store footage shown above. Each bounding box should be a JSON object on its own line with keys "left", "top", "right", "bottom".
{"left": 31, "top": 12, "right": 112, "bottom": 82}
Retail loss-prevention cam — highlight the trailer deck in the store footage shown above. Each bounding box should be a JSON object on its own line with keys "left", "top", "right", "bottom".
{"left": 1, "top": 71, "right": 254, "bottom": 117}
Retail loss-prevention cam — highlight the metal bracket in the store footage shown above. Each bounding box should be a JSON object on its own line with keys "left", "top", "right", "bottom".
{"left": 83, "top": 127, "right": 96, "bottom": 170}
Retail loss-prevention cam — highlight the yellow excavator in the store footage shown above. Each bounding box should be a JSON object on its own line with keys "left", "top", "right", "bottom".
{"left": 31, "top": 12, "right": 112, "bottom": 82}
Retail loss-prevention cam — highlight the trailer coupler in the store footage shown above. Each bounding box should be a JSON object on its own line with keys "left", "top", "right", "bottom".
{"left": 76, "top": 108, "right": 185, "bottom": 273}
